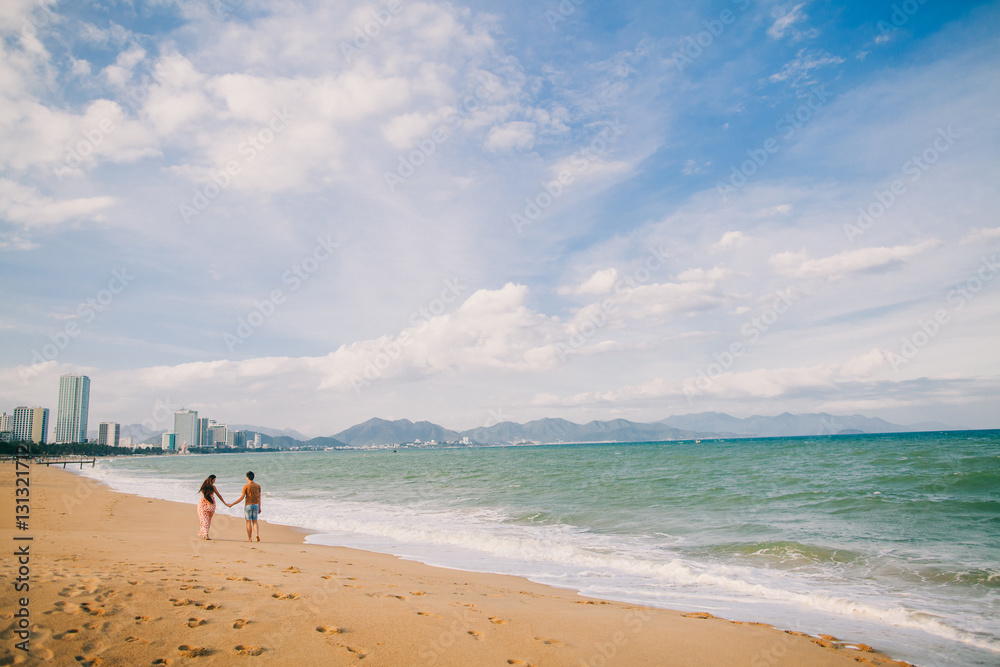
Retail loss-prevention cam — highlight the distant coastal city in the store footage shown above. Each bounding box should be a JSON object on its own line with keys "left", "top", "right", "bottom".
{"left": 1, "top": 374, "right": 967, "bottom": 457}
{"left": 0, "top": 373, "right": 278, "bottom": 453}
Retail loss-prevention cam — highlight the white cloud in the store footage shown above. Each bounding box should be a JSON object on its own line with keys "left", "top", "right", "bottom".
{"left": 571, "top": 268, "right": 619, "bottom": 295}
{"left": 767, "top": 3, "right": 808, "bottom": 40}
{"left": 768, "top": 240, "right": 942, "bottom": 280}
{"left": 681, "top": 159, "right": 710, "bottom": 175}
{"left": 960, "top": 227, "right": 1000, "bottom": 245}
{"left": 756, "top": 204, "right": 792, "bottom": 217}
{"left": 381, "top": 111, "right": 442, "bottom": 149}
{"left": 770, "top": 49, "right": 845, "bottom": 84}
{"left": 534, "top": 349, "right": 889, "bottom": 407}
{"left": 0, "top": 178, "right": 115, "bottom": 226}
{"left": 0, "top": 232, "right": 39, "bottom": 251}
{"left": 485, "top": 121, "right": 536, "bottom": 151}
{"left": 712, "top": 230, "right": 748, "bottom": 252}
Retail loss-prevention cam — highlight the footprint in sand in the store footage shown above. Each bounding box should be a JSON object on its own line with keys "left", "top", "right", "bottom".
{"left": 410, "top": 591, "right": 426, "bottom": 596}
{"left": 535, "top": 636, "right": 566, "bottom": 647}
{"left": 416, "top": 611, "right": 441, "bottom": 619}
{"left": 72, "top": 653, "right": 100, "bottom": 665}
{"left": 345, "top": 646, "right": 367, "bottom": 659}
{"left": 234, "top": 645, "right": 265, "bottom": 656}
{"left": 233, "top": 619, "right": 250, "bottom": 629}
{"left": 169, "top": 598, "right": 193, "bottom": 607}
{"left": 283, "top": 567, "right": 301, "bottom": 573}
{"left": 134, "top": 616, "right": 150, "bottom": 624}
{"left": 316, "top": 626, "right": 347, "bottom": 635}
{"left": 79, "top": 603, "right": 106, "bottom": 616}
{"left": 195, "top": 603, "right": 220, "bottom": 611}
{"left": 125, "top": 636, "right": 151, "bottom": 645}
{"left": 52, "top": 601, "right": 80, "bottom": 614}
{"left": 177, "top": 644, "right": 214, "bottom": 658}
{"left": 468, "top": 631, "right": 483, "bottom": 640}
{"left": 489, "top": 616, "right": 506, "bottom": 624}
{"left": 227, "top": 576, "right": 252, "bottom": 581}
{"left": 270, "top": 592, "right": 300, "bottom": 600}
{"left": 54, "top": 628, "right": 81, "bottom": 640}
{"left": 151, "top": 660, "right": 171, "bottom": 665}
{"left": 186, "top": 618, "right": 207, "bottom": 628}
{"left": 507, "top": 660, "right": 537, "bottom": 666}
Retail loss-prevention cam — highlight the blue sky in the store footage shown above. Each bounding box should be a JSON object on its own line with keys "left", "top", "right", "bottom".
{"left": 2, "top": 0, "right": 998, "bottom": 437}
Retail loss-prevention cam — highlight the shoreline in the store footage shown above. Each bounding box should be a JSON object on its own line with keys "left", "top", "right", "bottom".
{"left": 1, "top": 464, "right": 915, "bottom": 666}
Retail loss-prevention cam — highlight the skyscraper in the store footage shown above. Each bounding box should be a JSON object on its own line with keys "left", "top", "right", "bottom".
{"left": 55, "top": 374, "right": 90, "bottom": 443}
{"left": 198, "top": 418, "right": 212, "bottom": 451}
{"left": 29, "top": 407, "right": 49, "bottom": 444}
{"left": 98, "top": 422, "right": 120, "bottom": 447}
{"left": 173, "top": 409, "right": 199, "bottom": 451}
{"left": 12, "top": 407, "right": 32, "bottom": 442}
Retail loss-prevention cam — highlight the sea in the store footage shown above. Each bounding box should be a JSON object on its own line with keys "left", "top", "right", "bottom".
{"left": 77, "top": 430, "right": 999, "bottom": 666}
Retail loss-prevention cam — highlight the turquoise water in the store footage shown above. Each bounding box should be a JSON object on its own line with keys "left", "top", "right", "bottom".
{"left": 83, "top": 430, "right": 1000, "bottom": 666}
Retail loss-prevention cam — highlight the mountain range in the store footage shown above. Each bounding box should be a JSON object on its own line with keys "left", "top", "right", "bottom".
{"left": 119, "top": 412, "right": 957, "bottom": 449}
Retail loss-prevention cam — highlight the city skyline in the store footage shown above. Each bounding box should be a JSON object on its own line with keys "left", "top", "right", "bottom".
{"left": 1, "top": 1, "right": 998, "bottom": 437}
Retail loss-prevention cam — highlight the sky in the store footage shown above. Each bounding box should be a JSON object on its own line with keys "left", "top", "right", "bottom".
{"left": 1, "top": 0, "right": 998, "bottom": 437}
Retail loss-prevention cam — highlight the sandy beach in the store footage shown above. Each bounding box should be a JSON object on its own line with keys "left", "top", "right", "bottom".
{"left": 0, "top": 463, "right": 914, "bottom": 666}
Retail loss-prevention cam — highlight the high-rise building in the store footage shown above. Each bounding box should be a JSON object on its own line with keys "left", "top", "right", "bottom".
{"left": 55, "top": 374, "right": 90, "bottom": 443}
{"left": 198, "top": 418, "right": 212, "bottom": 450}
{"left": 173, "top": 409, "right": 199, "bottom": 451}
{"left": 12, "top": 406, "right": 50, "bottom": 444}
{"left": 98, "top": 422, "right": 120, "bottom": 447}
{"left": 226, "top": 430, "right": 247, "bottom": 449}
{"left": 12, "top": 407, "right": 31, "bottom": 442}
{"left": 211, "top": 424, "right": 227, "bottom": 448}
{"left": 0, "top": 412, "right": 11, "bottom": 433}
{"left": 29, "top": 407, "right": 49, "bottom": 444}
{"left": 162, "top": 433, "right": 176, "bottom": 450}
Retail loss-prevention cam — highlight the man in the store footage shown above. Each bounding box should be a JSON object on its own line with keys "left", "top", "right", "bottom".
{"left": 229, "top": 471, "right": 262, "bottom": 542}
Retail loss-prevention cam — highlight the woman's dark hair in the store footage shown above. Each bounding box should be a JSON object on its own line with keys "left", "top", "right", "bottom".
{"left": 199, "top": 475, "right": 216, "bottom": 502}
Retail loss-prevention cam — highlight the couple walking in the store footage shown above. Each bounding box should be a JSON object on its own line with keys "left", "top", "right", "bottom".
{"left": 197, "top": 471, "right": 262, "bottom": 542}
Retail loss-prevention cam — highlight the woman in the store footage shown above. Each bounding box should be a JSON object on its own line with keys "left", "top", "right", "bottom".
{"left": 197, "top": 475, "right": 228, "bottom": 539}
